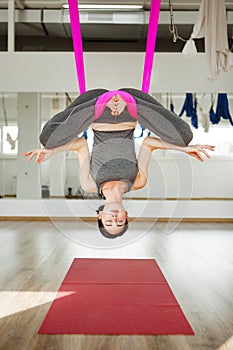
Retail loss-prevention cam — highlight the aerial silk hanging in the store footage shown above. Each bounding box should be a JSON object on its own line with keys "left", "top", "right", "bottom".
{"left": 40, "top": 2, "right": 193, "bottom": 150}
{"left": 68, "top": 0, "right": 161, "bottom": 139}
{"left": 142, "top": 0, "right": 161, "bottom": 93}
{"left": 68, "top": 0, "right": 86, "bottom": 93}
{"left": 169, "top": 94, "right": 175, "bottom": 113}
{"left": 182, "top": 0, "right": 232, "bottom": 79}
{"left": 139, "top": 0, "right": 161, "bottom": 136}
{"left": 209, "top": 105, "right": 216, "bottom": 124}
{"left": 201, "top": 112, "right": 210, "bottom": 133}
{"left": 68, "top": 0, "right": 161, "bottom": 95}
{"left": 179, "top": 93, "right": 193, "bottom": 118}
{"left": 212, "top": 94, "right": 233, "bottom": 126}
{"left": 192, "top": 97, "right": 198, "bottom": 129}
{"left": 170, "top": 102, "right": 175, "bottom": 113}
{"left": 179, "top": 93, "right": 198, "bottom": 129}
{"left": 209, "top": 94, "right": 216, "bottom": 124}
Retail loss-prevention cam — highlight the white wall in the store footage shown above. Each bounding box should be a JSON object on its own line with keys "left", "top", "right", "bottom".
{"left": 0, "top": 52, "right": 233, "bottom": 92}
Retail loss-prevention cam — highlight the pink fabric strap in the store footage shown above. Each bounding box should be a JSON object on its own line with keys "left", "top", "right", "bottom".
{"left": 94, "top": 91, "right": 138, "bottom": 120}
{"left": 142, "top": 0, "right": 161, "bottom": 93}
{"left": 68, "top": 0, "right": 86, "bottom": 94}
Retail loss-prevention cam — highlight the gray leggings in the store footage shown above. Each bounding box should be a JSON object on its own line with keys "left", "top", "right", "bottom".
{"left": 40, "top": 88, "right": 193, "bottom": 149}
{"left": 120, "top": 88, "right": 193, "bottom": 147}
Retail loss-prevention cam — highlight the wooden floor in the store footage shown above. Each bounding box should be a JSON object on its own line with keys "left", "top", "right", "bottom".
{"left": 0, "top": 220, "right": 233, "bottom": 350}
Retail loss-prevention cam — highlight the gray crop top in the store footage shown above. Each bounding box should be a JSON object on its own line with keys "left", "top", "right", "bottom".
{"left": 93, "top": 106, "right": 136, "bottom": 124}
{"left": 90, "top": 129, "right": 138, "bottom": 197}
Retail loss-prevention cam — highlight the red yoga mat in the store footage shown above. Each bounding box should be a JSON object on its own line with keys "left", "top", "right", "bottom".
{"left": 38, "top": 259, "right": 194, "bottom": 335}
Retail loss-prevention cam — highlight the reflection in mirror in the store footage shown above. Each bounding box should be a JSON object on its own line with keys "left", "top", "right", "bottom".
{"left": 0, "top": 92, "right": 233, "bottom": 203}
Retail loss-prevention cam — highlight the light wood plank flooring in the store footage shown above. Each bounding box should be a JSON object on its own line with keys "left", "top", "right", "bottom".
{"left": 0, "top": 221, "right": 233, "bottom": 350}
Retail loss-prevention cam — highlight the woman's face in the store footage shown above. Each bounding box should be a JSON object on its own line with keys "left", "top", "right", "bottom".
{"left": 98, "top": 208, "right": 128, "bottom": 236}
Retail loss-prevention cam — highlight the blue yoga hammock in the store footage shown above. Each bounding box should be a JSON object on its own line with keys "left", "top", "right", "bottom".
{"left": 211, "top": 94, "right": 233, "bottom": 126}
{"left": 179, "top": 93, "right": 198, "bottom": 129}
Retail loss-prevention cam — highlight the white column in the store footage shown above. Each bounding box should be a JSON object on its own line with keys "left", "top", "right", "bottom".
{"left": 48, "top": 96, "right": 66, "bottom": 197}
{"left": 8, "top": 0, "right": 15, "bottom": 52}
{"left": 49, "top": 152, "right": 66, "bottom": 197}
{"left": 40, "top": 97, "right": 52, "bottom": 187}
{"left": 17, "top": 93, "right": 41, "bottom": 199}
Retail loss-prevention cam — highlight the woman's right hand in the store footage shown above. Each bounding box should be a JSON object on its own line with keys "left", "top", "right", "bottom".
{"left": 23, "top": 148, "right": 54, "bottom": 163}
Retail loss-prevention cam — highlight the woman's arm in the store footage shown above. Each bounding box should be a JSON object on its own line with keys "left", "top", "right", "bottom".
{"left": 23, "top": 138, "right": 86, "bottom": 163}
{"left": 23, "top": 138, "right": 97, "bottom": 193}
{"left": 144, "top": 136, "right": 215, "bottom": 162}
{"left": 132, "top": 136, "right": 215, "bottom": 190}
{"left": 131, "top": 139, "right": 153, "bottom": 190}
{"left": 72, "top": 139, "right": 97, "bottom": 193}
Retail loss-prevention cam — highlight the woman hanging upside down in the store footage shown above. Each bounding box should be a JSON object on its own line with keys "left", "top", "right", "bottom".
{"left": 24, "top": 88, "right": 215, "bottom": 238}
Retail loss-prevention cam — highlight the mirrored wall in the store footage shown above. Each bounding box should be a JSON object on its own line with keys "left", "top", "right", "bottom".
{"left": 0, "top": 91, "right": 233, "bottom": 199}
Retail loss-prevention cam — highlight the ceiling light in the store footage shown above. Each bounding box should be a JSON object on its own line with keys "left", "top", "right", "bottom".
{"left": 62, "top": 4, "right": 143, "bottom": 10}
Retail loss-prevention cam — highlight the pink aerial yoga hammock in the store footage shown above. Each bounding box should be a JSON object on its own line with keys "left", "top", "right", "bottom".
{"left": 68, "top": 0, "right": 161, "bottom": 94}
{"left": 142, "top": 0, "right": 161, "bottom": 93}
{"left": 68, "top": 0, "right": 86, "bottom": 94}
{"left": 94, "top": 90, "right": 138, "bottom": 120}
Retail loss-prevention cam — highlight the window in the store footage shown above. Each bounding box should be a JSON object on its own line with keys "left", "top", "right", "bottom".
{"left": 191, "top": 125, "right": 233, "bottom": 156}
{"left": 2, "top": 125, "right": 18, "bottom": 155}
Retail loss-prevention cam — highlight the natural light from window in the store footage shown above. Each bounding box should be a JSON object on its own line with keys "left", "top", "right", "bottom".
{"left": 2, "top": 126, "right": 18, "bottom": 155}
{"left": 191, "top": 125, "right": 233, "bottom": 156}
{"left": 0, "top": 123, "right": 232, "bottom": 157}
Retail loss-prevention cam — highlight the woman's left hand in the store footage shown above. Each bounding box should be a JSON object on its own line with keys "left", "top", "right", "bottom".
{"left": 23, "top": 148, "right": 55, "bottom": 163}
{"left": 184, "top": 144, "right": 215, "bottom": 162}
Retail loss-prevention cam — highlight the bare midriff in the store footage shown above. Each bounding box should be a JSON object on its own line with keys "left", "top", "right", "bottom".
{"left": 91, "top": 121, "right": 137, "bottom": 131}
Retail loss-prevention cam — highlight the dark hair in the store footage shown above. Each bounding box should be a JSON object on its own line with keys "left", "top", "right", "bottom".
{"left": 96, "top": 205, "right": 128, "bottom": 239}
